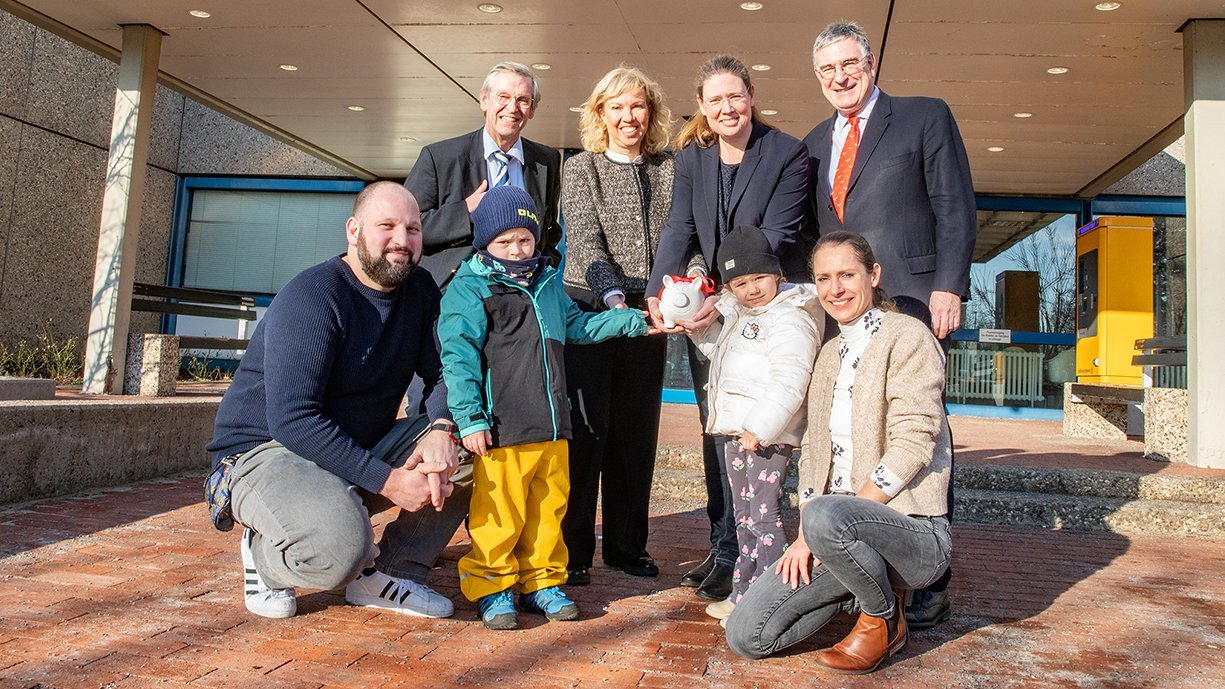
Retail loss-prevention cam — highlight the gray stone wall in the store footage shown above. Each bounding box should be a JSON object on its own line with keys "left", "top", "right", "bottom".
{"left": 0, "top": 8, "right": 351, "bottom": 346}
{"left": 0, "top": 11, "right": 174, "bottom": 342}
{"left": 178, "top": 100, "right": 349, "bottom": 177}
{"left": 1104, "top": 139, "right": 1186, "bottom": 197}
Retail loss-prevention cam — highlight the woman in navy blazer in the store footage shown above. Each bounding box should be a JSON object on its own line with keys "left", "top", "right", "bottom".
{"left": 645, "top": 54, "right": 814, "bottom": 602}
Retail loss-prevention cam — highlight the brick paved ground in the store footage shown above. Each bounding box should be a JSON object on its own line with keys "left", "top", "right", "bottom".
{"left": 2, "top": 408, "right": 1224, "bottom": 688}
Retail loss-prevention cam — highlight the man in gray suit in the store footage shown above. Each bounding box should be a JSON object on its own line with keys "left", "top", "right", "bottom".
{"left": 805, "top": 21, "right": 976, "bottom": 340}
{"left": 804, "top": 21, "right": 977, "bottom": 629}
{"left": 405, "top": 61, "right": 562, "bottom": 289}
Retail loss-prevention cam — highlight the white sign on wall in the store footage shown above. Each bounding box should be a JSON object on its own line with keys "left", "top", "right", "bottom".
{"left": 979, "top": 328, "right": 1013, "bottom": 344}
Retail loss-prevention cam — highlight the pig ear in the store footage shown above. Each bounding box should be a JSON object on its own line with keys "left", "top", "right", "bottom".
{"left": 663, "top": 275, "right": 675, "bottom": 287}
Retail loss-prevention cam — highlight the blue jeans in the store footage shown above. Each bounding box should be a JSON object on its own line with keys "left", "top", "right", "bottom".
{"left": 725, "top": 495, "right": 951, "bottom": 659}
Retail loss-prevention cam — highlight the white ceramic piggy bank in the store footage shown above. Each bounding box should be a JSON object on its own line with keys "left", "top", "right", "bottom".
{"left": 657, "top": 275, "right": 714, "bottom": 328}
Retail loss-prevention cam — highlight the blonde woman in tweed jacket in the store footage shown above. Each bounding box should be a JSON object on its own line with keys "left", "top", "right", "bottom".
{"left": 559, "top": 67, "right": 675, "bottom": 586}
{"left": 726, "top": 231, "right": 952, "bottom": 675}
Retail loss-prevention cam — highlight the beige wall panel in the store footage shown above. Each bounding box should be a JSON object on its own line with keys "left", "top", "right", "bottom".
{"left": 371, "top": 0, "right": 625, "bottom": 25}
{"left": 885, "top": 52, "right": 1178, "bottom": 87}
{"left": 892, "top": 0, "right": 1225, "bottom": 24}
{"left": 35, "top": 0, "right": 376, "bottom": 33}
{"left": 197, "top": 76, "right": 463, "bottom": 103}
{"left": 398, "top": 24, "right": 639, "bottom": 56}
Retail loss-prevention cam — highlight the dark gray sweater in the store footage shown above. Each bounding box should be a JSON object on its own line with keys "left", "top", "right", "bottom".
{"left": 560, "top": 150, "right": 674, "bottom": 304}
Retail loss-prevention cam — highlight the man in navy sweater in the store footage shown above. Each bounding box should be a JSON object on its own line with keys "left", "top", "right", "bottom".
{"left": 207, "top": 181, "right": 466, "bottom": 619}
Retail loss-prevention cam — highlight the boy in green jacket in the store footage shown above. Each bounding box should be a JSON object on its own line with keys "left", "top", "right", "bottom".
{"left": 439, "top": 186, "right": 649, "bottom": 629}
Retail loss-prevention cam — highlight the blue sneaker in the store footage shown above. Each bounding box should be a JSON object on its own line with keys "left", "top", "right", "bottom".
{"left": 519, "top": 586, "right": 579, "bottom": 621}
{"left": 478, "top": 589, "right": 518, "bottom": 630}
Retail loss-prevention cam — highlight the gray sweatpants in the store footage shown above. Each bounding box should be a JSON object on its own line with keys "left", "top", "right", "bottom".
{"left": 229, "top": 438, "right": 472, "bottom": 591}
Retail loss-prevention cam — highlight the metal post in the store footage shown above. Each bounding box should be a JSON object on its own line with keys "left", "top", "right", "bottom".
{"left": 81, "top": 24, "right": 163, "bottom": 394}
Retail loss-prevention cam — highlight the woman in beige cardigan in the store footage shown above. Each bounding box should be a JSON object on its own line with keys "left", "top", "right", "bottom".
{"left": 725, "top": 231, "right": 952, "bottom": 675}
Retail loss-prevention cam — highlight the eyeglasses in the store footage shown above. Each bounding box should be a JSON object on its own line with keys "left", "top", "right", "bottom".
{"left": 703, "top": 92, "right": 749, "bottom": 110}
{"left": 491, "top": 91, "right": 535, "bottom": 109}
{"left": 816, "top": 56, "right": 870, "bottom": 80}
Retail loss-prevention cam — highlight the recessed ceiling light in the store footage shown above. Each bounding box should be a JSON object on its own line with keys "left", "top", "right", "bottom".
{"left": 531, "top": 63, "right": 551, "bottom": 70}
{"left": 347, "top": 105, "right": 365, "bottom": 112}
{"left": 189, "top": 10, "right": 211, "bottom": 18}
{"left": 278, "top": 64, "right": 298, "bottom": 72}
{"left": 478, "top": 3, "right": 503, "bottom": 12}
{"left": 987, "top": 146, "right": 1005, "bottom": 152}
{"left": 1046, "top": 66, "right": 1069, "bottom": 75}
{"left": 760, "top": 109, "right": 778, "bottom": 115}
{"left": 399, "top": 136, "right": 417, "bottom": 142}
{"left": 751, "top": 64, "right": 771, "bottom": 71}
{"left": 1013, "top": 112, "right": 1033, "bottom": 118}
{"left": 568, "top": 106, "right": 583, "bottom": 113}
{"left": 1095, "top": 2, "right": 1121, "bottom": 10}
{"left": 740, "top": 2, "right": 764, "bottom": 10}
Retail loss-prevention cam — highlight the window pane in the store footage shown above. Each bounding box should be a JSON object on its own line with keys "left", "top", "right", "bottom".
{"left": 183, "top": 190, "right": 352, "bottom": 294}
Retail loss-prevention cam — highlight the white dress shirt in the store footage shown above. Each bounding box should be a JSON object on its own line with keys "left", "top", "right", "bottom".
{"left": 826, "top": 86, "right": 881, "bottom": 192}
{"left": 482, "top": 129, "right": 526, "bottom": 190}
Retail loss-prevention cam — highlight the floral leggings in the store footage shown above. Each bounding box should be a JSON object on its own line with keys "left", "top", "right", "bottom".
{"left": 723, "top": 438, "right": 791, "bottom": 603}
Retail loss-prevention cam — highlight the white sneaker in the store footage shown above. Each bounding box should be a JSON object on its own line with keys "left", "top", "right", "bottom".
{"left": 706, "top": 598, "right": 735, "bottom": 621}
{"left": 345, "top": 569, "right": 453, "bottom": 618}
{"left": 241, "top": 528, "right": 297, "bottom": 618}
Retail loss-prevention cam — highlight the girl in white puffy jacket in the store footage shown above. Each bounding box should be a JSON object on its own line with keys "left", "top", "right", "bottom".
{"left": 688, "top": 224, "right": 825, "bottom": 622}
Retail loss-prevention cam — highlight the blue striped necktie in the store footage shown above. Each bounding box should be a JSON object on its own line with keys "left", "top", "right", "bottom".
{"left": 491, "top": 151, "right": 511, "bottom": 187}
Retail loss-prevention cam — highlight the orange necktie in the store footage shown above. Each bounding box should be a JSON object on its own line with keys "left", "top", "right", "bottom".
{"left": 831, "top": 115, "right": 859, "bottom": 222}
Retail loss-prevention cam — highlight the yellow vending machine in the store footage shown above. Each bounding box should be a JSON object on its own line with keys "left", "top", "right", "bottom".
{"left": 1075, "top": 216, "right": 1154, "bottom": 384}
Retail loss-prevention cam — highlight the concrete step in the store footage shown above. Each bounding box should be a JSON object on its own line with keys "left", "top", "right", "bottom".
{"left": 955, "top": 487, "right": 1225, "bottom": 538}
{"left": 955, "top": 463, "right": 1225, "bottom": 505}
{"left": 650, "top": 444, "right": 1225, "bottom": 537}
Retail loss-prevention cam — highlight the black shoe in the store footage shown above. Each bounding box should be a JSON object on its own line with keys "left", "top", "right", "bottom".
{"left": 905, "top": 588, "right": 951, "bottom": 630}
{"left": 680, "top": 553, "right": 717, "bottom": 588}
{"left": 696, "top": 563, "right": 734, "bottom": 601}
{"left": 607, "top": 557, "right": 658, "bottom": 578}
{"left": 566, "top": 567, "right": 591, "bottom": 586}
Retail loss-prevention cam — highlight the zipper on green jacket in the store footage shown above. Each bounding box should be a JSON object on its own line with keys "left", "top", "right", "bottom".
{"left": 503, "top": 276, "right": 560, "bottom": 442}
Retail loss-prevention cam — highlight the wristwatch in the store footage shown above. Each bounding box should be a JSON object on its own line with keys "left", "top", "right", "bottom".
{"left": 427, "top": 420, "right": 459, "bottom": 444}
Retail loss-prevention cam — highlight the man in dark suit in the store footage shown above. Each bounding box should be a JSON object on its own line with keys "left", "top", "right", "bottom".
{"left": 405, "top": 61, "right": 562, "bottom": 288}
{"left": 805, "top": 22, "right": 976, "bottom": 340}
{"left": 805, "top": 21, "right": 977, "bottom": 629}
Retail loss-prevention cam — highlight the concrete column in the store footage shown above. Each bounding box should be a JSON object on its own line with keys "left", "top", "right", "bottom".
{"left": 1182, "top": 20, "right": 1225, "bottom": 468}
{"left": 81, "top": 24, "right": 163, "bottom": 394}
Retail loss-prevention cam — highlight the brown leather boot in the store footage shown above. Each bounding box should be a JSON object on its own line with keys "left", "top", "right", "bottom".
{"left": 814, "top": 588, "right": 909, "bottom": 674}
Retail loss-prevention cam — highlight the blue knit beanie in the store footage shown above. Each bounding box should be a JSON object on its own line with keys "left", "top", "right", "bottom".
{"left": 472, "top": 186, "right": 540, "bottom": 249}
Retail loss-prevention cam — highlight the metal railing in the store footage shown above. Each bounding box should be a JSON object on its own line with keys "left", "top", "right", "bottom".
{"left": 946, "top": 349, "right": 1045, "bottom": 406}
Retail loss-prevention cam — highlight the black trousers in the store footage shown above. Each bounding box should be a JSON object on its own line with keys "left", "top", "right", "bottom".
{"left": 688, "top": 339, "right": 739, "bottom": 566}
{"left": 561, "top": 333, "right": 667, "bottom": 568}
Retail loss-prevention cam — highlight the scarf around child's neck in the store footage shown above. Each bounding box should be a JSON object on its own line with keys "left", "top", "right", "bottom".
{"left": 476, "top": 250, "right": 546, "bottom": 288}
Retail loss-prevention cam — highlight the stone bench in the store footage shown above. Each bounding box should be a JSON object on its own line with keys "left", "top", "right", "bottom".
{"left": 1063, "top": 382, "right": 1144, "bottom": 440}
